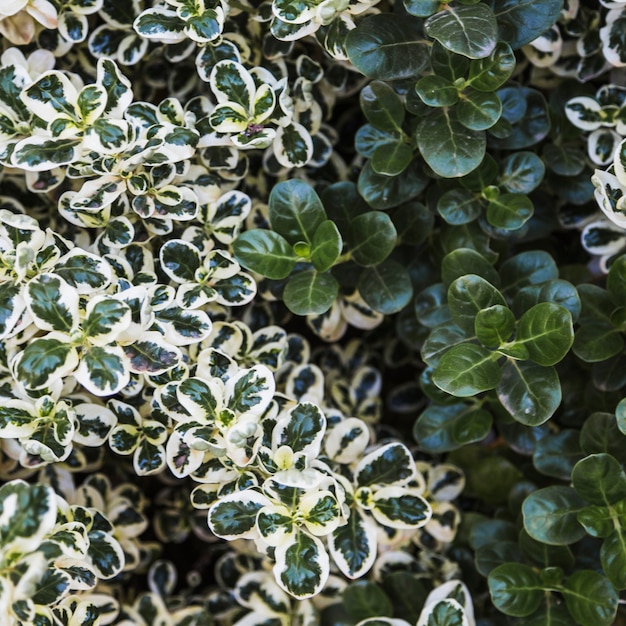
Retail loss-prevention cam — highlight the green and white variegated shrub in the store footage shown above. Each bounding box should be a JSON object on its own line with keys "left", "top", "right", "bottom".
{"left": 3, "top": 0, "right": 626, "bottom": 624}
{"left": 0, "top": 479, "right": 124, "bottom": 625}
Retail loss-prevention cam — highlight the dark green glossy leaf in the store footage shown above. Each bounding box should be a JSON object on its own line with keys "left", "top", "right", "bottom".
{"left": 489, "top": 0, "right": 564, "bottom": 48}
{"left": 283, "top": 270, "right": 338, "bottom": 315}
{"left": 433, "top": 343, "right": 500, "bottom": 397}
{"left": 233, "top": 230, "right": 298, "bottom": 280}
{"left": 343, "top": 581, "right": 392, "bottom": 622}
{"left": 457, "top": 90, "right": 502, "bottom": 130}
{"left": 488, "top": 563, "right": 543, "bottom": 617}
{"left": 533, "top": 430, "right": 583, "bottom": 480}
{"left": 269, "top": 179, "right": 326, "bottom": 244}
{"left": 467, "top": 41, "right": 515, "bottom": 91}
{"left": 417, "top": 109, "right": 486, "bottom": 178}
{"left": 562, "top": 570, "right": 618, "bottom": 626}
{"left": 500, "top": 151, "right": 545, "bottom": 194}
{"left": 442, "top": 248, "right": 500, "bottom": 287}
{"left": 486, "top": 193, "right": 533, "bottom": 230}
{"left": 358, "top": 160, "right": 428, "bottom": 210}
{"left": 436, "top": 188, "right": 482, "bottom": 225}
{"left": 415, "top": 75, "right": 459, "bottom": 107}
{"left": 357, "top": 260, "right": 413, "bottom": 314}
{"left": 349, "top": 212, "right": 397, "bottom": 266}
{"left": 572, "top": 453, "right": 626, "bottom": 506}
{"left": 601, "top": 529, "right": 626, "bottom": 589}
{"left": 414, "top": 402, "right": 492, "bottom": 452}
{"left": 360, "top": 81, "right": 405, "bottom": 131}
{"left": 522, "top": 486, "right": 586, "bottom": 545}
{"left": 475, "top": 305, "right": 515, "bottom": 347}
{"left": 346, "top": 14, "right": 429, "bottom": 80}
{"left": 497, "top": 360, "right": 561, "bottom": 426}
{"left": 311, "top": 221, "right": 342, "bottom": 272}
{"left": 515, "top": 303, "right": 574, "bottom": 366}
{"left": 425, "top": 4, "right": 497, "bottom": 59}
{"left": 371, "top": 141, "right": 413, "bottom": 176}
{"left": 448, "top": 274, "right": 506, "bottom": 333}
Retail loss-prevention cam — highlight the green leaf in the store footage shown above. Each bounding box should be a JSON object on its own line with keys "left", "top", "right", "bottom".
{"left": 486, "top": 193, "right": 533, "bottom": 230}
{"left": 489, "top": 0, "right": 564, "bottom": 49}
{"left": 343, "top": 581, "right": 392, "bottom": 622}
{"left": 467, "top": 41, "right": 515, "bottom": 91}
{"left": 357, "top": 260, "right": 413, "bottom": 314}
{"left": 448, "top": 274, "right": 507, "bottom": 333}
{"left": 562, "top": 570, "right": 618, "bottom": 626}
{"left": 310, "top": 221, "right": 342, "bottom": 272}
{"left": 425, "top": 4, "right": 497, "bottom": 58}
{"left": 349, "top": 212, "right": 397, "bottom": 266}
{"left": 371, "top": 141, "right": 413, "bottom": 176}
{"left": 273, "top": 531, "right": 329, "bottom": 599}
{"left": 433, "top": 343, "right": 500, "bottom": 397}
{"left": 346, "top": 14, "right": 429, "bottom": 80}
{"left": 515, "top": 303, "right": 574, "bottom": 366}
{"left": 601, "top": 529, "right": 626, "bottom": 589}
{"left": 437, "top": 188, "right": 482, "bottom": 225}
{"left": 496, "top": 360, "right": 561, "bottom": 426}
{"left": 404, "top": 0, "right": 440, "bottom": 17}
{"left": 360, "top": 81, "right": 405, "bottom": 131}
{"left": 500, "top": 251, "right": 558, "bottom": 296}
{"left": 573, "top": 321, "right": 623, "bottom": 363}
{"left": 488, "top": 563, "right": 543, "bottom": 617}
{"left": 417, "top": 109, "right": 486, "bottom": 178}
{"left": 500, "top": 151, "right": 545, "bottom": 194}
{"left": 475, "top": 305, "right": 515, "bottom": 347}
{"left": 233, "top": 230, "right": 298, "bottom": 280}
{"left": 283, "top": 270, "right": 338, "bottom": 316}
{"left": 533, "top": 430, "right": 584, "bottom": 480}
{"left": 572, "top": 453, "right": 626, "bottom": 506}
{"left": 269, "top": 179, "right": 326, "bottom": 245}
{"left": 13, "top": 338, "right": 78, "bottom": 390}
{"left": 442, "top": 248, "right": 500, "bottom": 287}
{"left": 358, "top": 160, "right": 428, "bottom": 210}
{"left": 522, "top": 486, "right": 586, "bottom": 545}
{"left": 415, "top": 75, "right": 459, "bottom": 107}
{"left": 457, "top": 90, "right": 502, "bottom": 130}
{"left": 414, "top": 403, "right": 492, "bottom": 452}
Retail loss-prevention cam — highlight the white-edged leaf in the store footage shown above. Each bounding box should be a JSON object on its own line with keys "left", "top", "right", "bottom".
{"left": 273, "top": 531, "right": 329, "bottom": 599}
{"left": 21, "top": 71, "right": 79, "bottom": 121}
{"left": 272, "top": 402, "right": 326, "bottom": 458}
{"left": 355, "top": 442, "right": 417, "bottom": 487}
{"left": 26, "top": 273, "right": 79, "bottom": 332}
{"left": 73, "top": 403, "right": 117, "bottom": 447}
{"left": 12, "top": 136, "right": 81, "bottom": 171}
{"left": 370, "top": 486, "right": 432, "bottom": 529}
{"left": 123, "top": 332, "right": 182, "bottom": 374}
{"left": 74, "top": 344, "right": 130, "bottom": 396}
{"left": 12, "top": 337, "right": 79, "bottom": 389}
{"left": 208, "top": 490, "right": 270, "bottom": 540}
{"left": 225, "top": 364, "right": 275, "bottom": 417}
{"left": 324, "top": 418, "right": 370, "bottom": 464}
{"left": 83, "top": 296, "right": 131, "bottom": 345}
{"left": 329, "top": 508, "right": 378, "bottom": 579}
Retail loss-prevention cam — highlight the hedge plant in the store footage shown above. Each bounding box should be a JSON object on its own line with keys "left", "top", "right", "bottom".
{"left": 1, "top": 0, "right": 626, "bottom": 624}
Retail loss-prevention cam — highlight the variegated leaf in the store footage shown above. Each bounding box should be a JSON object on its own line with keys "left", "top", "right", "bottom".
{"left": 83, "top": 296, "right": 132, "bottom": 345}
{"left": 329, "top": 508, "right": 378, "bottom": 579}
{"left": 177, "top": 376, "right": 223, "bottom": 422}
{"left": 0, "top": 480, "right": 57, "bottom": 555}
{"left": 21, "top": 71, "right": 79, "bottom": 122}
{"left": 592, "top": 169, "right": 626, "bottom": 228}
{"left": 257, "top": 503, "right": 295, "bottom": 547}
{"left": 564, "top": 96, "right": 604, "bottom": 131}
{"left": 12, "top": 337, "right": 79, "bottom": 389}
{"left": 273, "top": 531, "right": 329, "bottom": 599}
{"left": 133, "top": 439, "right": 166, "bottom": 476}
{"left": 55, "top": 249, "right": 113, "bottom": 293}
{"left": 86, "top": 530, "right": 125, "bottom": 579}
{"left": 355, "top": 442, "right": 417, "bottom": 487}
{"left": 272, "top": 402, "right": 325, "bottom": 458}
{"left": 225, "top": 364, "right": 275, "bottom": 417}
{"left": 273, "top": 122, "right": 313, "bottom": 168}
{"left": 166, "top": 429, "right": 204, "bottom": 478}
{"left": 0, "top": 282, "right": 26, "bottom": 339}
{"left": 133, "top": 7, "right": 186, "bottom": 43}
{"left": 25, "top": 273, "right": 79, "bottom": 332}
{"left": 370, "top": 486, "right": 431, "bottom": 529}
{"left": 73, "top": 403, "right": 117, "bottom": 447}
{"left": 74, "top": 344, "right": 130, "bottom": 396}
{"left": 324, "top": 418, "right": 370, "bottom": 464}
{"left": 123, "top": 332, "right": 182, "bottom": 374}
{"left": 210, "top": 60, "right": 255, "bottom": 109}
{"left": 11, "top": 136, "right": 81, "bottom": 171}
{"left": 208, "top": 490, "right": 270, "bottom": 540}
